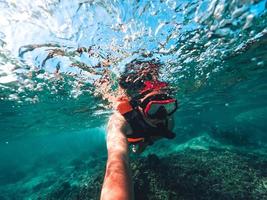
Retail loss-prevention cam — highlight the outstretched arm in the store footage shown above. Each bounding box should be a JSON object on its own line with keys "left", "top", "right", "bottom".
{"left": 100, "top": 113, "right": 134, "bottom": 200}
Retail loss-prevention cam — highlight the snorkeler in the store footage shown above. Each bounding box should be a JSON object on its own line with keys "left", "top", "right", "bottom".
{"left": 100, "top": 59, "right": 178, "bottom": 200}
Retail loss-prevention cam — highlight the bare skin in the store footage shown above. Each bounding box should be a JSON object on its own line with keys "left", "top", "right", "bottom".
{"left": 100, "top": 113, "right": 134, "bottom": 200}
{"left": 101, "top": 83, "right": 176, "bottom": 199}
{"left": 100, "top": 108, "right": 175, "bottom": 199}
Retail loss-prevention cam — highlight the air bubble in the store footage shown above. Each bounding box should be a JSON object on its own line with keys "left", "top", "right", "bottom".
{"left": 243, "top": 14, "right": 254, "bottom": 29}
{"left": 257, "top": 61, "right": 264, "bottom": 66}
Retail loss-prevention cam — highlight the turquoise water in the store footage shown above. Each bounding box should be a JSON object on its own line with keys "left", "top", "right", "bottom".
{"left": 0, "top": 0, "right": 267, "bottom": 199}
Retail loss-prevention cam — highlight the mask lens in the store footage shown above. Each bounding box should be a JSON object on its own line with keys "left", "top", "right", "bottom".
{"left": 146, "top": 100, "right": 177, "bottom": 116}
{"left": 147, "top": 104, "right": 162, "bottom": 115}
{"left": 163, "top": 101, "right": 177, "bottom": 114}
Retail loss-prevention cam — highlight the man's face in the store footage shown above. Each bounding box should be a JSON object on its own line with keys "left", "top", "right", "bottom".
{"left": 138, "top": 90, "right": 169, "bottom": 124}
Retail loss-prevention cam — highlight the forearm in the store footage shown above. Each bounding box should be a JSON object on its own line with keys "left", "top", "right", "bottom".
{"left": 101, "top": 151, "right": 133, "bottom": 200}
{"left": 101, "top": 113, "right": 134, "bottom": 200}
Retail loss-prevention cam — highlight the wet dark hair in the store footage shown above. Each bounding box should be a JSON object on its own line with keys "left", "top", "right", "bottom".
{"left": 118, "top": 59, "right": 161, "bottom": 97}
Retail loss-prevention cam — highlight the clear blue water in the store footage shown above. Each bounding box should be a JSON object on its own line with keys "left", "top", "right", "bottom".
{"left": 0, "top": 0, "right": 267, "bottom": 199}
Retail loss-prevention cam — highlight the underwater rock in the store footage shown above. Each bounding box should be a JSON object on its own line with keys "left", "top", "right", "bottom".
{"left": 209, "top": 126, "right": 254, "bottom": 147}
{"left": 70, "top": 158, "right": 86, "bottom": 171}
{"left": 18, "top": 149, "right": 267, "bottom": 200}
{"left": 46, "top": 181, "right": 80, "bottom": 200}
{"left": 32, "top": 179, "right": 55, "bottom": 193}
{"left": 44, "top": 158, "right": 106, "bottom": 200}
{"left": 130, "top": 149, "right": 267, "bottom": 200}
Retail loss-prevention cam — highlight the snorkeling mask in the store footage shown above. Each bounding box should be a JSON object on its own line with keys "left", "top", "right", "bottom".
{"left": 140, "top": 93, "right": 177, "bottom": 119}
{"left": 137, "top": 81, "right": 178, "bottom": 119}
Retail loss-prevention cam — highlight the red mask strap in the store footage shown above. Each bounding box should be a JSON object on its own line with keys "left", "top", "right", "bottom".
{"left": 140, "top": 81, "right": 168, "bottom": 94}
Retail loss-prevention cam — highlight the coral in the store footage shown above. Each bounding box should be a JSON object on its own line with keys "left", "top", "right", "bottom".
{"left": 47, "top": 148, "right": 266, "bottom": 200}
{"left": 2, "top": 148, "right": 266, "bottom": 200}
{"left": 130, "top": 148, "right": 267, "bottom": 200}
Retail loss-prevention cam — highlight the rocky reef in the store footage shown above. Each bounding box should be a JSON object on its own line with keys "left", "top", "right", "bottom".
{"left": 1, "top": 148, "right": 266, "bottom": 200}
{"left": 131, "top": 149, "right": 267, "bottom": 200}
{"left": 44, "top": 148, "right": 267, "bottom": 200}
